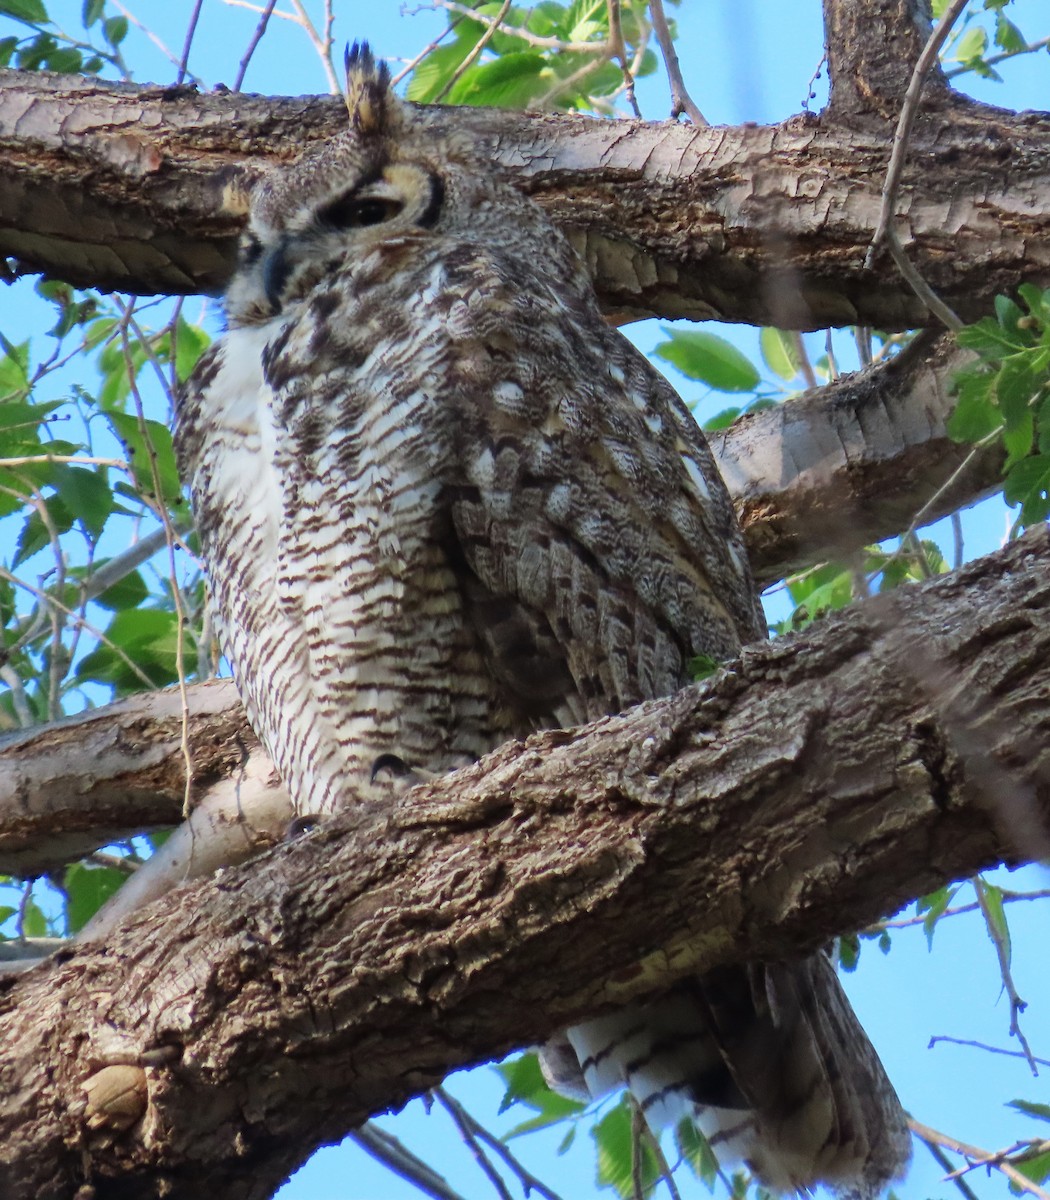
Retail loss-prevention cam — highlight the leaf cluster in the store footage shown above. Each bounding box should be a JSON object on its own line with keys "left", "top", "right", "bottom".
{"left": 949, "top": 284, "right": 1050, "bottom": 528}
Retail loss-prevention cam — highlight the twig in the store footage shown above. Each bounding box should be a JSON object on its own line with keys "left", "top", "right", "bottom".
{"left": 390, "top": 22, "right": 459, "bottom": 88}
{"left": 916, "top": 1130, "right": 983, "bottom": 1200}
{"left": 0, "top": 664, "right": 33, "bottom": 728}
{"left": 434, "top": 0, "right": 512, "bottom": 102}
{"left": 115, "top": 299, "right": 196, "bottom": 818}
{"left": 232, "top": 0, "right": 277, "bottom": 91}
{"left": 864, "top": 0, "right": 968, "bottom": 331}
{"left": 928, "top": 1035, "right": 1050, "bottom": 1070}
{"left": 946, "top": 34, "right": 1050, "bottom": 79}
{"left": 80, "top": 518, "right": 193, "bottom": 604}
{"left": 648, "top": 0, "right": 706, "bottom": 124}
{"left": 951, "top": 511, "right": 964, "bottom": 571}
{"left": 974, "top": 877, "right": 1039, "bottom": 1076}
{"left": 175, "top": 0, "right": 204, "bottom": 85}
{"left": 109, "top": 2, "right": 206, "bottom": 87}
{"left": 431, "top": 1086, "right": 565, "bottom": 1200}
{"left": 349, "top": 1122, "right": 467, "bottom": 1200}
{"left": 432, "top": 1088, "right": 513, "bottom": 1200}
{"left": 606, "top": 0, "right": 641, "bottom": 118}
{"left": 909, "top": 1118, "right": 1050, "bottom": 1200}
{"left": 435, "top": 1, "right": 608, "bottom": 53}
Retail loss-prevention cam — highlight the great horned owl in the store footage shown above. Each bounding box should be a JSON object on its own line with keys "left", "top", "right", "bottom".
{"left": 176, "top": 44, "right": 910, "bottom": 1196}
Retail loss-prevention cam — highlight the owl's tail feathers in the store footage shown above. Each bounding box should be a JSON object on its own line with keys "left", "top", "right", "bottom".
{"left": 542, "top": 956, "right": 911, "bottom": 1198}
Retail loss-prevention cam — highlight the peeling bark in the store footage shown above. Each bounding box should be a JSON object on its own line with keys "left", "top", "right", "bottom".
{"left": 0, "top": 529, "right": 1048, "bottom": 1200}
{"left": 2, "top": 70, "right": 1049, "bottom": 327}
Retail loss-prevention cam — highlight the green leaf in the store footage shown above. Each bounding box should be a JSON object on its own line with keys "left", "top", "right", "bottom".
{"left": 838, "top": 933, "right": 860, "bottom": 972}
{"left": 1017, "top": 282, "right": 1050, "bottom": 325}
{"left": 75, "top": 607, "right": 182, "bottom": 692}
{"left": 106, "top": 412, "right": 182, "bottom": 504}
{"left": 406, "top": 35, "right": 481, "bottom": 103}
{"left": 688, "top": 653, "right": 720, "bottom": 682}
{"left": 102, "top": 13, "right": 126, "bottom": 44}
{"left": 918, "top": 885, "right": 956, "bottom": 950}
{"left": 977, "top": 879, "right": 1012, "bottom": 966}
{"left": 64, "top": 862, "right": 126, "bottom": 933}
{"left": 52, "top": 464, "right": 113, "bottom": 540}
{"left": 759, "top": 327, "right": 800, "bottom": 381}
{"left": 947, "top": 368, "right": 1002, "bottom": 442}
{"left": 956, "top": 316, "right": 1025, "bottom": 359}
{"left": 954, "top": 25, "right": 988, "bottom": 63}
{"left": 0, "top": 0, "right": 48, "bottom": 23}
{"left": 676, "top": 1119, "right": 719, "bottom": 1187}
{"left": 44, "top": 46, "right": 82, "bottom": 73}
{"left": 495, "top": 1052, "right": 586, "bottom": 1136}
{"left": 703, "top": 406, "right": 742, "bottom": 432}
{"left": 13, "top": 494, "right": 74, "bottom": 567}
{"left": 1009, "top": 1100, "right": 1050, "bottom": 1124}
{"left": 0, "top": 35, "right": 18, "bottom": 67}
{"left": 82, "top": 0, "right": 105, "bottom": 26}
{"left": 21, "top": 898, "right": 49, "bottom": 938}
{"left": 90, "top": 566, "right": 149, "bottom": 612}
{"left": 173, "top": 317, "right": 211, "bottom": 383}
{"left": 1013, "top": 1151, "right": 1050, "bottom": 1187}
{"left": 878, "top": 930, "right": 892, "bottom": 954}
{"left": 994, "top": 14, "right": 1027, "bottom": 54}
{"left": 446, "top": 52, "right": 547, "bottom": 109}
{"left": 593, "top": 1099, "right": 660, "bottom": 1199}
{"left": 1004, "top": 454, "right": 1050, "bottom": 526}
{"left": 655, "top": 329, "right": 761, "bottom": 393}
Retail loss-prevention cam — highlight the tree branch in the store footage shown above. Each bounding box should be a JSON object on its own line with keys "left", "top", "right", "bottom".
{"left": 1, "top": 527, "right": 1048, "bottom": 1199}
{"left": 2, "top": 70, "right": 1049, "bottom": 327}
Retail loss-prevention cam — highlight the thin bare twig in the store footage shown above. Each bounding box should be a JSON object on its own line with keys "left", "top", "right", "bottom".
{"left": 232, "top": 0, "right": 277, "bottom": 91}
{"left": 917, "top": 1132, "right": 983, "bottom": 1200}
{"left": 0, "top": 664, "right": 33, "bottom": 728}
{"left": 434, "top": 0, "right": 513, "bottom": 102}
{"left": 349, "top": 1122, "right": 467, "bottom": 1200}
{"left": 909, "top": 1119, "right": 1050, "bottom": 1200}
{"left": 175, "top": 0, "right": 204, "bottom": 85}
{"left": 864, "top": 0, "right": 968, "bottom": 331}
{"left": 432, "top": 1088, "right": 513, "bottom": 1200}
{"left": 432, "top": 1086, "right": 565, "bottom": 1200}
{"left": 928, "top": 1035, "right": 1050, "bottom": 1070}
{"left": 606, "top": 0, "right": 641, "bottom": 118}
{"left": 648, "top": 0, "right": 706, "bottom": 123}
{"left": 946, "top": 34, "right": 1050, "bottom": 79}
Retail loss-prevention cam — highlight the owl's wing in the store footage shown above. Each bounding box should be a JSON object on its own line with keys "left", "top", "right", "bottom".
{"left": 439, "top": 263, "right": 764, "bottom": 726}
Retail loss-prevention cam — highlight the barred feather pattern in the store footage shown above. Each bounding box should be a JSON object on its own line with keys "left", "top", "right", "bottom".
{"left": 176, "top": 45, "right": 909, "bottom": 1197}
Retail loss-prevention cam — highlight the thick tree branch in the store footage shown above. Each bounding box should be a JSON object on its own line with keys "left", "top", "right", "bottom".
{"left": 2, "top": 70, "right": 1049, "bottom": 327}
{"left": 1, "top": 528, "right": 1048, "bottom": 1199}
{"left": 0, "top": 329, "right": 1001, "bottom": 879}
{"left": 824, "top": 0, "right": 952, "bottom": 121}
{"left": 725, "top": 331, "right": 996, "bottom": 585}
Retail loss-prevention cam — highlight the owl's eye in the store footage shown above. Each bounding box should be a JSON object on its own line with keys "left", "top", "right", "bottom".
{"left": 318, "top": 193, "right": 403, "bottom": 230}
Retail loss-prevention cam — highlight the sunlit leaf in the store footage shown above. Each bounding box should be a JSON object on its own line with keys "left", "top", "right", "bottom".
{"left": 655, "top": 328, "right": 761, "bottom": 392}
{"left": 64, "top": 862, "right": 127, "bottom": 933}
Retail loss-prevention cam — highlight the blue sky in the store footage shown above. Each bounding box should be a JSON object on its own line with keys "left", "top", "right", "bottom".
{"left": 1, "top": 3, "right": 1049, "bottom": 1198}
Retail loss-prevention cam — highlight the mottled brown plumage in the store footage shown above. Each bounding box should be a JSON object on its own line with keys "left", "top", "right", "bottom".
{"left": 176, "top": 43, "right": 909, "bottom": 1196}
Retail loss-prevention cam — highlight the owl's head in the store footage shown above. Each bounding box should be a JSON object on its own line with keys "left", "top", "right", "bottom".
{"left": 224, "top": 42, "right": 578, "bottom": 327}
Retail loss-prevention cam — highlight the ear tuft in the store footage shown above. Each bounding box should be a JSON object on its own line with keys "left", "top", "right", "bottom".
{"left": 344, "top": 41, "right": 391, "bottom": 136}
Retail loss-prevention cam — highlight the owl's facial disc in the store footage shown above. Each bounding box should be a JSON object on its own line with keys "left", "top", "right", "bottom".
{"left": 235, "top": 161, "right": 446, "bottom": 319}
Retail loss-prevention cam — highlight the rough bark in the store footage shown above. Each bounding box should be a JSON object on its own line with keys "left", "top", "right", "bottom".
{"left": 824, "top": 0, "right": 949, "bottom": 121}
{"left": 0, "top": 527, "right": 1048, "bottom": 1200}
{"left": 2, "top": 70, "right": 1050, "bottom": 327}
{"left": 0, "top": 328, "right": 1002, "bottom": 883}
{"left": 725, "top": 332, "right": 998, "bottom": 584}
